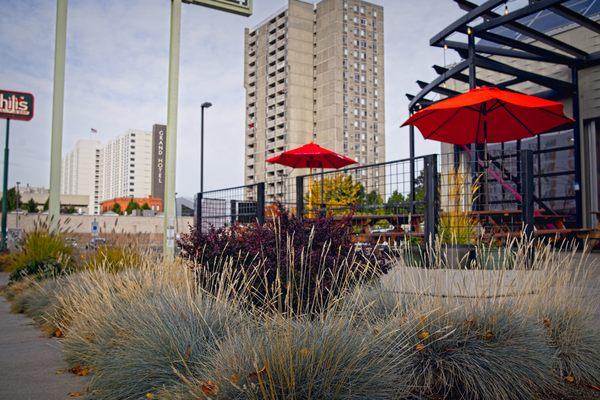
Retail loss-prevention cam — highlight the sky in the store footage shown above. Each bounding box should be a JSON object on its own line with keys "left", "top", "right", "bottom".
{"left": 0, "top": 0, "right": 464, "bottom": 197}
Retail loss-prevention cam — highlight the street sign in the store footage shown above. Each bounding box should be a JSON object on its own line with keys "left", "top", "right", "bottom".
{"left": 183, "top": 0, "right": 252, "bottom": 16}
{"left": 0, "top": 90, "right": 34, "bottom": 121}
{"left": 91, "top": 220, "right": 99, "bottom": 237}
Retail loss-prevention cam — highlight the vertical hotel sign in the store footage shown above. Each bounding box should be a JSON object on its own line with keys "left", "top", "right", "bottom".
{"left": 0, "top": 90, "right": 34, "bottom": 121}
{"left": 151, "top": 124, "right": 167, "bottom": 202}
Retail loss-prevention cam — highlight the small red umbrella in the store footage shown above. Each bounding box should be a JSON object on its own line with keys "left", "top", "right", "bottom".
{"left": 267, "top": 142, "right": 357, "bottom": 210}
{"left": 402, "top": 86, "right": 574, "bottom": 144}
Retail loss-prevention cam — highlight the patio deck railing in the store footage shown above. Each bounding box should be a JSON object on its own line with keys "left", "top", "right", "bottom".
{"left": 194, "top": 147, "right": 579, "bottom": 246}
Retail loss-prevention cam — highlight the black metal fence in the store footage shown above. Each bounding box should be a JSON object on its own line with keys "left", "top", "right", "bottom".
{"left": 195, "top": 183, "right": 264, "bottom": 232}
{"left": 194, "top": 150, "right": 545, "bottom": 245}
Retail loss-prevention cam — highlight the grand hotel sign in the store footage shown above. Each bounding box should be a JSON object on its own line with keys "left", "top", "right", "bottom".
{"left": 151, "top": 124, "right": 167, "bottom": 202}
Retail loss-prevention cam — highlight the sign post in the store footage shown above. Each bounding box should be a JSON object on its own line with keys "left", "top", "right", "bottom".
{"left": 162, "top": 0, "right": 252, "bottom": 260}
{"left": 0, "top": 90, "right": 35, "bottom": 250}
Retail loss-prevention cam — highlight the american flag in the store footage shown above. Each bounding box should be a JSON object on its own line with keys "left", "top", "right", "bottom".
{"left": 90, "top": 128, "right": 98, "bottom": 134}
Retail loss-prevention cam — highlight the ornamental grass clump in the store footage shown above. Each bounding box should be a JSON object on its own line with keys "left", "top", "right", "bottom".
{"left": 523, "top": 243, "right": 600, "bottom": 390}
{"left": 83, "top": 244, "right": 145, "bottom": 272}
{"left": 382, "top": 304, "right": 557, "bottom": 400}
{"left": 8, "top": 229, "right": 74, "bottom": 281}
{"left": 162, "top": 315, "right": 412, "bottom": 400}
{"left": 87, "top": 289, "right": 242, "bottom": 400}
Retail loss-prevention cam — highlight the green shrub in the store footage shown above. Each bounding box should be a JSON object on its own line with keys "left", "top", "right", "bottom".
{"left": 9, "top": 258, "right": 70, "bottom": 282}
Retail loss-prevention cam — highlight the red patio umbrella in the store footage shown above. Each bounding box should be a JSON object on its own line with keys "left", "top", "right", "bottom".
{"left": 266, "top": 142, "right": 357, "bottom": 210}
{"left": 401, "top": 86, "right": 574, "bottom": 144}
{"left": 402, "top": 86, "right": 574, "bottom": 212}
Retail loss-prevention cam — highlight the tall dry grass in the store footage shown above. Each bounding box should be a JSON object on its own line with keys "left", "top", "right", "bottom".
{"left": 3, "top": 235, "right": 598, "bottom": 400}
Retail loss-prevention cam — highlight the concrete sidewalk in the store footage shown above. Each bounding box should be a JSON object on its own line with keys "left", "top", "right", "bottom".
{"left": 0, "top": 273, "right": 88, "bottom": 400}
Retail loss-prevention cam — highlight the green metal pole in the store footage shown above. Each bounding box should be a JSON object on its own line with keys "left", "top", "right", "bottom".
{"left": 49, "top": 0, "right": 68, "bottom": 233}
{"left": 163, "top": 0, "right": 182, "bottom": 260}
{"left": 1, "top": 119, "right": 10, "bottom": 251}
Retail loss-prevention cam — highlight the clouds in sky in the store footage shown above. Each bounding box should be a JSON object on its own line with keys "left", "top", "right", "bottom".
{"left": 0, "top": 0, "right": 462, "bottom": 196}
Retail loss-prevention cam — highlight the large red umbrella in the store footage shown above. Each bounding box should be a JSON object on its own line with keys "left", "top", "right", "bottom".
{"left": 402, "top": 86, "right": 574, "bottom": 144}
{"left": 266, "top": 142, "right": 357, "bottom": 169}
{"left": 267, "top": 142, "right": 357, "bottom": 210}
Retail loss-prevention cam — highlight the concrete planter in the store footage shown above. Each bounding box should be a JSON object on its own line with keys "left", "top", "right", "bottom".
{"left": 381, "top": 264, "right": 545, "bottom": 298}
{"left": 441, "top": 244, "right": 476, "bottom": 269}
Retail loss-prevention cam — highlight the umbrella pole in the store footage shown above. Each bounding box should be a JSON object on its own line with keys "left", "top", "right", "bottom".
{"left": 320, "top": 166, "right": 325, "bottom": 217}
{"left": 483, "top": 110, "right": 489, "bottom": 211}
{"left": 309, "top": 168, "right": 312, "bottom": 214}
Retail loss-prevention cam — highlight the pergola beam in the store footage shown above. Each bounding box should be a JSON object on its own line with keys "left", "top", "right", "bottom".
{"left": 474, "top": 56, "right": 575, "bottom": 94}
{"left": 405, "top": 94, "right": 434, "bottom": 109}
{"left": 455, "top": 0, "right": 586, "bottom": 59}
{"left": 408, "top": 59, "right": 470, "bottom": 109}
{"left": 417, "top": 80, "right": 461, "bottom": 97}
{"left": 430, "top": 0, "right": 505, "bottom": 46}
{"left": 581, "top": 51, "right": 600, "bottom": 68}
{"left": 438, "top": 39, "right": 555, "bottom": 63}
{"left": 476, "top": 31, "right": 575, "bottom": 65}
{"left": 473, "top": 0, "right": 567, "bottom": 33}
{"left": 432, "top": 64, "right": 496, "bottom": 87}
{"left": 550, "top": 4, "right": 600, "bottom": 34}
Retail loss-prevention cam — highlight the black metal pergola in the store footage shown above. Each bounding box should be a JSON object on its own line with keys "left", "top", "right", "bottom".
{"left": 406, "top": 0, "right": 600, "bottom": 227}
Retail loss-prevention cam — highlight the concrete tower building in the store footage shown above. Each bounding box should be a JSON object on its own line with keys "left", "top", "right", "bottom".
{"left": 98, "top": 129, "right": 153, "bottom": 203}
{"left": 244, "top": 0, "right": 385, "bottom": 201}
{"left": 61, "top": 139, "right": 102, "bottom": 212}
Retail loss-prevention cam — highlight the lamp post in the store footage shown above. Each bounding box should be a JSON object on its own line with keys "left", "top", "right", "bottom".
{"left": 196, "top": 102, "right": 212, "bottom": 229}
{"left": 16, "top": 181, "right": 20, "bottom": 229}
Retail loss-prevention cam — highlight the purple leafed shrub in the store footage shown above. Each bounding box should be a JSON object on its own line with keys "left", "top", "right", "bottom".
{"left": 178, "top": 204, "right": 382, "bottom": 313}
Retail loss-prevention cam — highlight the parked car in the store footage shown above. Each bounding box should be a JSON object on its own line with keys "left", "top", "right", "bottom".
{"left": 88, "top": 237, "right": 107, "bottom": 250}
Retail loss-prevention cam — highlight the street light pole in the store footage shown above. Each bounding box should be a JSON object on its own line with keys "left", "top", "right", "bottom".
{"left": 196, "top": 102, "right": 212, "bottom": 229}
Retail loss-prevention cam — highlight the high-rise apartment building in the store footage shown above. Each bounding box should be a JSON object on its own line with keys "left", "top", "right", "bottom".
{"left": 244, "top": 0, "right": 385, "bottom": 201}
{"left": 98, "top": 129, "right": 153, "bottom": 203}
{"left": 62, "top": 129, "right": 154, "bottom": 215}
{"left": 61, "top": 139, "right": 102, "bottom": 212}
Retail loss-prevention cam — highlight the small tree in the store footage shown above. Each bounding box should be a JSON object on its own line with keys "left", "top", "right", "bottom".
{"left": 0, "top": 187, "right": 21, "bottom": 211}
{"left": 111, "top": 203, "right": 122, "bottom": 215}
{"left": 125, "top": 200, "right": 140, "bottom": 215}
{"left": 141, "top": 202, "right": 151, "bottom": 210}
{"left": 25, "top": 198, "right": 38, "bottom": 213}
{"left": 385, "top": 190, "right": 409, "bottom": 214}
{"left": 43, "top": 197, "right": 49, "bottom": 211}
{"left": 306, "top": 174, "right": 362, "bottom": 216}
